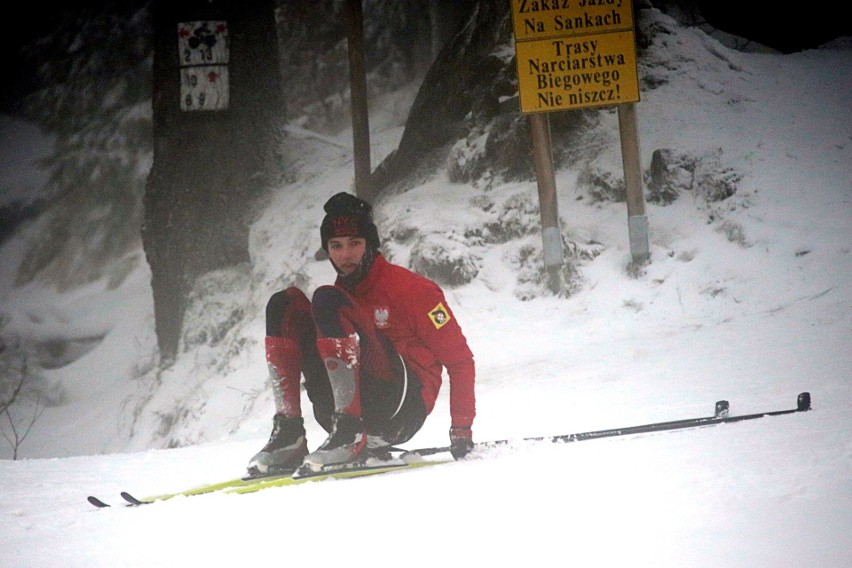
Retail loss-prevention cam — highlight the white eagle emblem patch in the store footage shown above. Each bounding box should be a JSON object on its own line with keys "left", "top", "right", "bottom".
{"left": 374, "top": 306, "right": 390, "bottom": 329}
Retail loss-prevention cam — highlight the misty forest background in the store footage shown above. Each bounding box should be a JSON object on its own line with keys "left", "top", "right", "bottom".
{"left": 0, "top": 0, "right": 845, "bottom": 457}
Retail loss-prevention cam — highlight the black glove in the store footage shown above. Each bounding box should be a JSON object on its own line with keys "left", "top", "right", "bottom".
{"left": 449, "top": 426, "right": 474, "bottom": 460}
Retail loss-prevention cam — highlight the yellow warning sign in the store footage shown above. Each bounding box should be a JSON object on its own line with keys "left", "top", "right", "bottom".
{"left": 511, "top": 0, "right": 635, "bottom": 42}
{"left": 515, "top": 30, "right": 639, "bottom": 113}
{"left": 510, "top": 0, "right": 640, "bottom": 113}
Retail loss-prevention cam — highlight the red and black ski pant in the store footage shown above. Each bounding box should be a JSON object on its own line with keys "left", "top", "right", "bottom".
{"left": 266, "top": 286, "right": 426, "bottom": 445}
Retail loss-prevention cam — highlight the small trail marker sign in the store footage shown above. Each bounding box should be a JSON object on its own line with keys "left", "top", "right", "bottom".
{"left": 178, "top": 21, "right": 230, "bottom": 111}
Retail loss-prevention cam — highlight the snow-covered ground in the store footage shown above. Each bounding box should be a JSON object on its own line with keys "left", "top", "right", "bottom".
{"left": 1, "top": 14, "right": 850, "bottom": 568}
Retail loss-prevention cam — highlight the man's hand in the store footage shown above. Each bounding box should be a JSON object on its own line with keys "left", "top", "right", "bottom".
{"left": 449, "top": 426, "right": 474, "bottom": 460}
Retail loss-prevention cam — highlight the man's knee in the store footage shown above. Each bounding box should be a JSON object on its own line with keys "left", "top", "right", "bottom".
{"left": 311, "top": 285, "right": 352, "bottom": 337}
{"left": 266, "top": 287, "right": 311, "bottom": 336}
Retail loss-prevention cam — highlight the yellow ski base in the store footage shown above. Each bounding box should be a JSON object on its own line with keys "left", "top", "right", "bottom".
{"left": 138, "top": 460, "right": 448, "bottom": 503}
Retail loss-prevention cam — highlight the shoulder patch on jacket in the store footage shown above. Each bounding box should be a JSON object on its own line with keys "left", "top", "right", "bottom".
{"left": 428, "top": 302, "right": 451, "bottom": 329}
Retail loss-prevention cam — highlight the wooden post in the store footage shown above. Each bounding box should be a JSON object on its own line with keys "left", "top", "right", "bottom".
{"left": 529, "top": 112, "right": 563, "bottom": 292}
{"left": 343, "top": 0, "right": 371, "bottom": 199}
{"left": 617, "top": 103, "right": 650, "bottom": 265}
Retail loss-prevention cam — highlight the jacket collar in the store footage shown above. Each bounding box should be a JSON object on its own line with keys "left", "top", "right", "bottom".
{"left": 336, "top": 252, "right": 387, "bottom": 295}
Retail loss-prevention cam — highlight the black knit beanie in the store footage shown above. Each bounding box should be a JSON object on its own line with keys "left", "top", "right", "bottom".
{"left": 320, "top": 192, "right": 380, "bottom": 252}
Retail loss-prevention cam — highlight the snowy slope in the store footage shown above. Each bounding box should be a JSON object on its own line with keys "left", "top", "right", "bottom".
{"left": 1, "top": 13, "right": 850, "bottom": 568}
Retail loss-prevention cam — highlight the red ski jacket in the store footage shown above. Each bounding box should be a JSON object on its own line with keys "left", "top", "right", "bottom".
{"left": 337, "top": 254, "right": 476, "bottom": 428}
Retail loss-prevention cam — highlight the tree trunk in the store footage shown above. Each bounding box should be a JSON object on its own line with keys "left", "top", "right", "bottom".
{"left": 144, "top": 0, "right": 283, "bottom": 365}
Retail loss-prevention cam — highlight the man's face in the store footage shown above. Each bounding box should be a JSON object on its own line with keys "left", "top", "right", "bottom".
{"left": 327, "top": 236, "right": 367, "bottom": 275}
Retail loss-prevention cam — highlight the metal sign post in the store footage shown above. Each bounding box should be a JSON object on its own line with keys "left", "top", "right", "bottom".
{"left": 529, "top": 112, "right": 563, "bottom": 291}
{"left": 618, "top": 102, "right": 650, "bottom": 263}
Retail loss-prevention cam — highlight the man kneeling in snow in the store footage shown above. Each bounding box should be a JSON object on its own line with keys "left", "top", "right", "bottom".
{"left": 247, "top": 192, "right": 476, "bottom": 476}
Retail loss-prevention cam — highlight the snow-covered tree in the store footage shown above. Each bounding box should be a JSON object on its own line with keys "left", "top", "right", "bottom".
{"left": 19, "top": 0, "right": 153, "bottom": 291}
